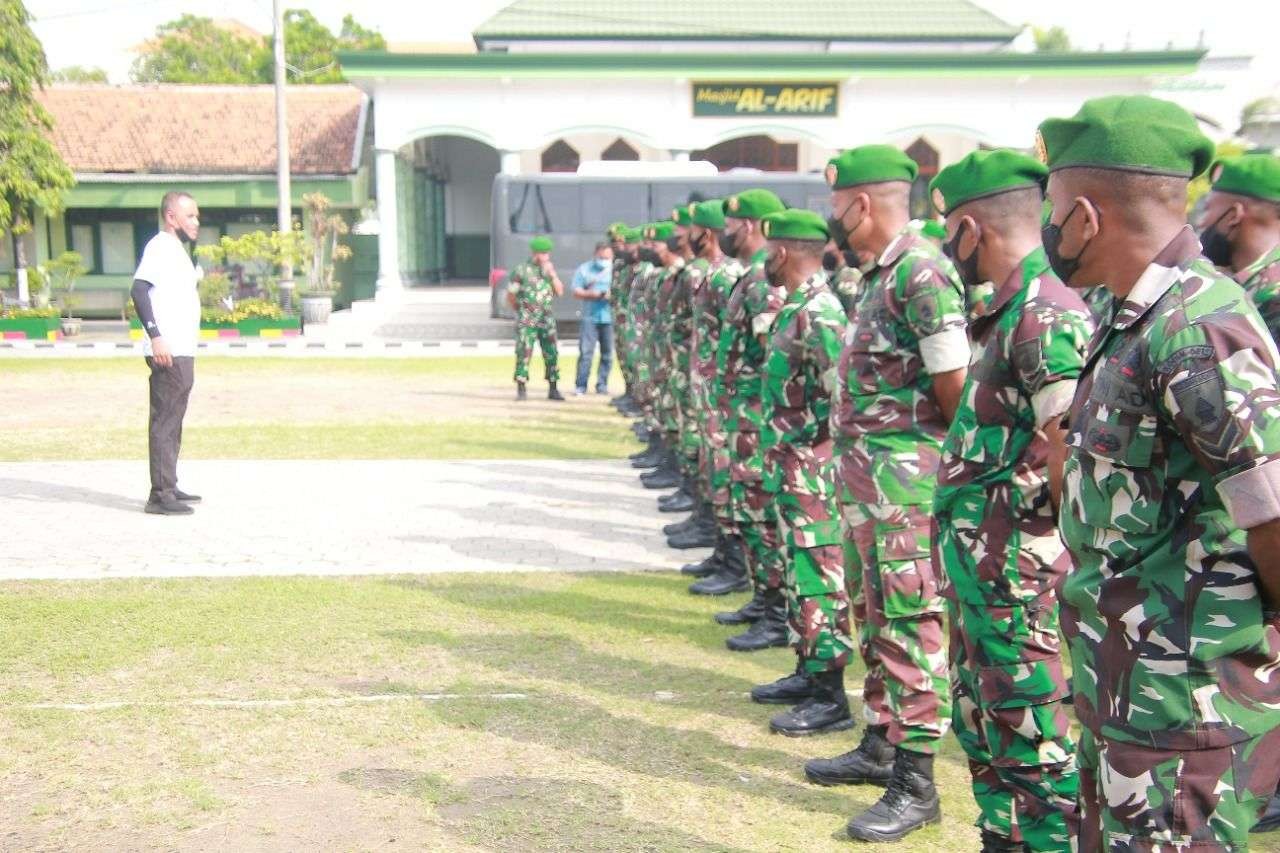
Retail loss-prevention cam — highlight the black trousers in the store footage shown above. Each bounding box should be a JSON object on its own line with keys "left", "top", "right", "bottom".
{"left": 145, "top": 356, "right": 195, "bottom": 500}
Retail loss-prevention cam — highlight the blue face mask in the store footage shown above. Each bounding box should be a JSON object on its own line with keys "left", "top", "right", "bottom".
{"left": 592, "top": 259, "right": 607, "bottom": 271}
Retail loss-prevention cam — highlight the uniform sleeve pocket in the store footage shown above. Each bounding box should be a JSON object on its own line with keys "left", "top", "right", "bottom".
{"left": 874, "top": 521, "right": 943, "bottom": 619}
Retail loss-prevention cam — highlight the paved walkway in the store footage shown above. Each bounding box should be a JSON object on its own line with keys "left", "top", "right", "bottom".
{"left": 0, "top": 460, "right": 701, "bottom": 580}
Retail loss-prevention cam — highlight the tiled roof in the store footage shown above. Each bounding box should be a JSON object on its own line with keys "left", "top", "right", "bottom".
{"left": 474, "top": 0, "right": 1019, "bottom": 41}
{"left": 37, "top": 85, "right": 366, "bottom": 176}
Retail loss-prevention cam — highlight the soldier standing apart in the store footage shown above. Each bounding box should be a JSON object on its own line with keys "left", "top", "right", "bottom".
{"left": 506, "top": 235, "right": 565, "bottom": 401}
{"left": 752, "top": 210, "right": 854, "bottom": 737}
{"left": 929, "top": 150, "right": 1091, "bottom": 852}
{"left": 1198, "top": 153, "right": 1280, "bottom": 837}
{"left": 807, "top": 146, "right": 967, "bottom": 844}
{"left": 131, "top": 191, "right": 203, "bottom": 516}
{"left": 1040, "top": 95, "right": 1280, "bottom": 850}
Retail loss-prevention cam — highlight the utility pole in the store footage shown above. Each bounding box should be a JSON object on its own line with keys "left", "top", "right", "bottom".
{"left": 273, "top": 0, "right": 294, "bottom": 311}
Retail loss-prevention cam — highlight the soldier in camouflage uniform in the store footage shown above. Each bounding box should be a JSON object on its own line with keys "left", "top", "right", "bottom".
{"left": 1040, "top": 95, "right": 1280, "bottom": 851}
{"left": 506, "top": 235, "right": 565, "bottom": 401}
{"left": 608, "top": 224, "right": 639, "bottom": 411}
{"left": 1198, "top": 154, "right": 1280, "bottom": 837}
{"left": 805, "top": 146, "right": 967, "bottom": 845}
{"left": 712, "top": 189, "right": 791, "bottom": 641}
{"left": 747, "top": 209, "right": 855, "bottom": 738}
{"left": 682, "top": 199, "right": 754, "bottom": 594}
{"left": 928, "top": 150, "right": 1091, "bottom": 853}
{"left": 639, "top": 222, "right": 687, "bottom": 492}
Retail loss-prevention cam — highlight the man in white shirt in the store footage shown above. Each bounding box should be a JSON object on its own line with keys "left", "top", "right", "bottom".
{"left": 131, "top": 192, "right": 203, "bottom": 515}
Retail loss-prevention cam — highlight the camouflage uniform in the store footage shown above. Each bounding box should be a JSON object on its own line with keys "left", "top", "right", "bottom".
{"left": 670, "top": 259, "right": 704, "bottom": 482}
{"left": 832, "top": 221, "right": 965, "bottom": 755}
{"left": 831, "top": 263, "right": 865, "bottom": 318}
{"left": 1081, "top": 285, "right": 1114, "bottom": 324}
{"left": 1239, "top": 244, "right": 1280, "bottom": 345}
{"left": 934, "top": 248, "right": 1091, "bottom": 851}
{"left": 762, "top": 270, "right": 852, "bottom": 674}
{"left": 693, "top": 254, "right": 746, "bottom": 530}
{"left": 719, "top": 249, "right": 786, "bottom": 590}
{"left": 507, "top": 260, "right": 559, "bottom": 383}
{"left": 612, "top": 255, "right": 636, "bottom": 391}
{"left": 1059, "top": 227, "right": 1280, "bottom": 851}
{"left": 653, "top": 260, "right": 685, "bottom": 441}
{"left": 628, "top": 260, "right": 657, "bottom": 416}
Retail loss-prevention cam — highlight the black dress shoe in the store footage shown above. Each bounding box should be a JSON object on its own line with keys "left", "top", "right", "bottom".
{"left": 1254, "top": 794, "right": 1280, "bottom": 833}
{"left": 174, "top": 489, "right": 202, "bottom": 503}
{"left": 145, "top": 495, "right": 194, "bottom": 515}
{"left": 714, "top": 589, "right": 764, "bottom": 625}
{"left": 726, "top": 589, "right": 789, "bottom": 651}
{"left": 804, "top": 724, "right": 894, "bottom": 786}
{"left": 750, "top": 666, "right": 818, "bottom": 705}
{"left": 845, "top": 749, "right": 942, "bottom": 843}
{"left": 769, "top": 670, "right": 855, "bottom": 736}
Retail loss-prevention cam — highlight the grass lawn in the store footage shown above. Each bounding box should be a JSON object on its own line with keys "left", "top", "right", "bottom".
{"left": 1, "top": 356, "right": 635, "bottom": 461}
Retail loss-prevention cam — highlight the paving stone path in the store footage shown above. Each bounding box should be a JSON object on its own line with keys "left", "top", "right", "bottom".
{"left": 0, "top": 459, "right": 701, "bottom": 580}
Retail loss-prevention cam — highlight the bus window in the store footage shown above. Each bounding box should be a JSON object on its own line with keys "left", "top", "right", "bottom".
{"left": 507, "top": 181, "right": 582, "bottom": 234}
{"left": 580, "top": 182, "right": 647, "bottom": 232}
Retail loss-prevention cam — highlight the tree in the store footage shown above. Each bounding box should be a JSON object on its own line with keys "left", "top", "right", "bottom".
{"left": 130, "top": 15, "right": 269, "bottom": 84}
{"left": 133, "top": 12, "right": 385, "bottom": 86}
{"left": 51, "top": 65, "right": 108, "bottom": 83}
{"left": 1033, "top": 26, "right": 1072, "bottom": 53}
{"left": 0, "top": 0, "right": 75, "bottom": 305}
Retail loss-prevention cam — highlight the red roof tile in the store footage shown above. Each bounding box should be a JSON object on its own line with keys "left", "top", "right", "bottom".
{"left": 37, "top": 84, "right": 366, "bottom": 176}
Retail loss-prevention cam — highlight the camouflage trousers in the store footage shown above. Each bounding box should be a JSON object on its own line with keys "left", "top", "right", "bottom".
{"left": 1079, "top": 727, "right": 1280, "bottom": 851}
{"left": 948, "top": 598, "right": 1079, "bottom": 851}
{"left": 769, "top": 445, "right": 852, "bottom": 675}
{"left": 727, "top": 430, "right": 784, "bottom": 590}
{"left": 841, "top": 502, "right": 949, "bottom": 755}
{"left": 698, "top": 412, "right": 733, "bottom": 530}
{"left": 514, "top": 322, "right": 559, "bottom": 383}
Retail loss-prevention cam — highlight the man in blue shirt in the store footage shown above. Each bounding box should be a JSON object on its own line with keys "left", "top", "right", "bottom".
{"left": 572, "top": 242, "right": 615, "bottom": 395}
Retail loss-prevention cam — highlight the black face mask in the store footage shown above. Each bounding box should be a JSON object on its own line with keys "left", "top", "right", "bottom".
{"left": 638, "top": 248, "right": 660, "bottom": 265}
{"left": 821, "top": 249, "right": 842, "bottom": 272}
{"left": 765, "top": 249, "right": 785, "bottom": 284}
{"left": 720, "top": 226, "right": 740, "bottom": 257}
{"left": 942, "top": 221, "right": 982, "bottom": 289}
{"left": 1042, "top": 203, "right": 1089, "bottom": 285}
{"left": 827, "top": 198, "right": 858, "bottom": 252}
{"left": 689, "top": 231, "right": 706, "bottom": 256}
{"left": 666, "top": 237, "right": 681, "bottom": 253}
{"left": 1198, "top": 209, "right": 1235, "bottom": 268}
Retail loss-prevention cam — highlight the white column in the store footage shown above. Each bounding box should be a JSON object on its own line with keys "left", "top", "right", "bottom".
{"left": 500, "top": 150, "right": 522, "bottom": 176}
{"left": 374, "top": 148, "right": 403, "bottom": 294}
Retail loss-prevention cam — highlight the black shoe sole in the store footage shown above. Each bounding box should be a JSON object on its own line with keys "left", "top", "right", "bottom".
{"left": 803, "top": 768, "right": 892, "bottom": 787}
{"left": 727, "top": 636, "right": 790, "bottom": 652}
{"left": 658, "top": 504, "right": 694, "bottom": 514}
{"left": 846, "top": 811, "right": 941, "bottom": 843}
{"left": 770, "top": 716, "right": 857, "bottom": 737}
{"left": 750, "top": 693, "right": 816, "bottom": 706}
{"left": 689, "top": 581, "right": 750, "bottom": 596}
{"left": 714, "top": 613, "right": 762, "bottom": 626}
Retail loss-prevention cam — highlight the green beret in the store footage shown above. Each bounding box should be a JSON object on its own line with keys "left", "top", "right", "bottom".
{"left": 1035, "top": 95, "right": 1214, "bottom": 178}
{"left": 825, "top": 144, "right": 918, "bottom": 189}
{"left": 690, "top": 199, "right": 725, "bottom": 229}
{"left": 529, "top": 236, "right": 554, "bottom": 253}
{"left": 671, "top": 205, "right": 693, "bottom": 227}
{"left": 645, "top": 221, "right": 676, "bottom": 242}
{"left": 928, "top": 149, "right": 1047, "bottom": 215}
{"left": 760, "top": 209, "right": 829, "bottom": 242}
{"left": 1210, "top": 153, "right": 1280, "bottom": 203}
{"left": 623, "top": 226, "right": 643, "bottom": 243}
{"left": 723, "top": 188, "right": 785, "bottom": 220}
{"left": 606, "top": 221, "right": 627, "bottom": 239}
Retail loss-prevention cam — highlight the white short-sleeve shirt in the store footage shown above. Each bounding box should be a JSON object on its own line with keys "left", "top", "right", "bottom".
{"left": 133, "top": 232, "right": 201, "bottom": 358}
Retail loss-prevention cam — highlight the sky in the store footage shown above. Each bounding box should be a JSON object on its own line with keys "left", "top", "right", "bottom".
{"left": 28, "top": 0, "right": 1280, "bottom": 85}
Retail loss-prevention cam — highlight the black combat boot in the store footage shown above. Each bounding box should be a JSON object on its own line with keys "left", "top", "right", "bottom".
{"left": 979, "top": 828, "right": 1026, "bottom": 852}
{"left": 769, "top": 669, "right": 855, "bottom": 737}
{"left": 714, "top": 587, "right": 765, "bottom": 625}
{"left": 658, "top": 486, "right": 695, "bottom": 513}
{"left": 726, "top": 588, "right": 788, "bottom": 651}
{"left": 667, "top": 520, "right": 716, "bottom": 549}
{"left": 803, "top": 724, "right": 894, "bottom": 786}
{"left": 680, "top": 530, "right": 725, "bottom": 576}
{"left": 641, "top": 451, "right": 681, "bottom": 489}
{"left": 689, "top": 535, "right": 749, "bottom": 595}
{"left": 750, "top": 661, "right": 819, "bottom": 705}
{"left": 547, "top": 382, "right": 565, "bottom": 401}
{"left": 663, "top": 500, "right": 702, "bottom": 534}
{"left": 845, "top": 748, "right": 942, "bottom": 843}
{"left": 1254, "top": 794, "right": 1280, "bottom": 833}
{"left": 516, "top": 381, "right": 527, "bottom": 401}
{"left": 629, "top": 432, "right": 661, "bottom": 466}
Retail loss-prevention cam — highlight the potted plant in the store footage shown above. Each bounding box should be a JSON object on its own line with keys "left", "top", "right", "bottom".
{"left": 298, "top": 192, "right": 352, "bottom": 325}
{"left": 43, "top": 251, "right": 87, "bottom": 336}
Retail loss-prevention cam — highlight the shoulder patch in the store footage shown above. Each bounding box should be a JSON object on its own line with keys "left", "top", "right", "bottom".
{"left": 1012, "top": 337, "right": 1044, "bottom": 380}
{"left": 1156, "top": 344, "right": 1215, "bottom": 374}
{"left": 1171, "top": 369, "right": 1227, "bottom": 431}
{"left": 909, "top": 292, "right": 942, "bottom": 335}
